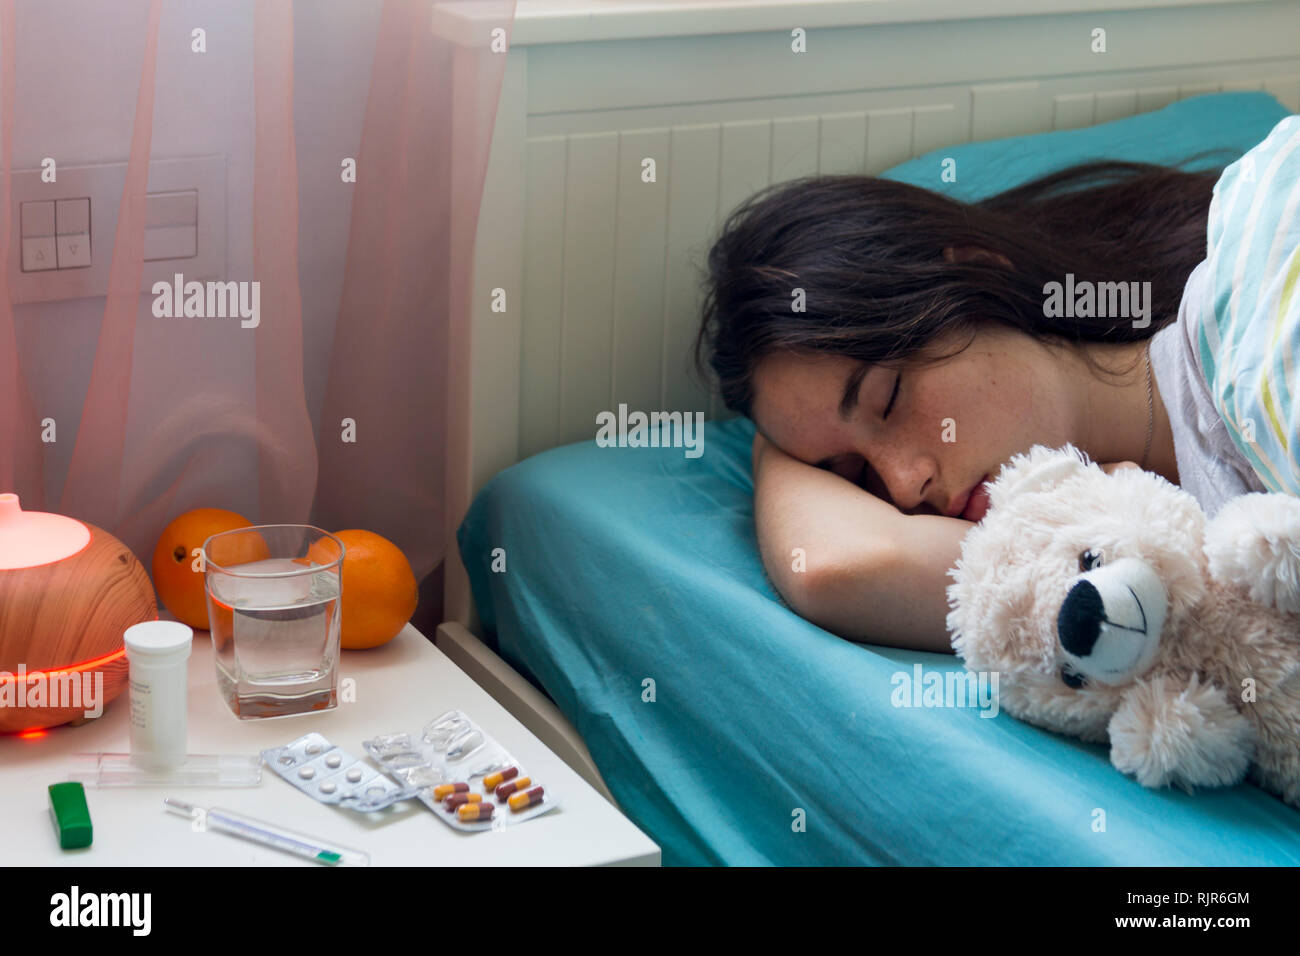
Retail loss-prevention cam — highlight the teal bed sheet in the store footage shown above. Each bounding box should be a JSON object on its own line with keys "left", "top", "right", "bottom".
{"left": 458, "top": 93, "right": 1300, "bottom": 866}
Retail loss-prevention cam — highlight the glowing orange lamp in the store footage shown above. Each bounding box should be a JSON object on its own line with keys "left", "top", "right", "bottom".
{"left": 0, "top": 493, "right": 157, "bottom": 733}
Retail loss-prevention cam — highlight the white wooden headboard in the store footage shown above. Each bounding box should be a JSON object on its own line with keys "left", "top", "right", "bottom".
{"left": 440, "top": 0, "right": 1300, "bottom": 627}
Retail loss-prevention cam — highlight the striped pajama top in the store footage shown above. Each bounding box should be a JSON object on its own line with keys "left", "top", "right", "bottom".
{"left": 1149, "top": 114, "right": 1300, "bottom": 516}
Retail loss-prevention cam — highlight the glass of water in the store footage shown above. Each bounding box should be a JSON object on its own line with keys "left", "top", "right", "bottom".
{"left": 203, "top": 525, "right": 344, "bottom": 720}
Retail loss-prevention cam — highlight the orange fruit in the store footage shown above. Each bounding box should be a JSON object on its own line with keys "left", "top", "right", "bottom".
{"left": 309, "top": 529, "right": 417, "bottom": 649}
{"left": 151, "top": 508, "right": 254, "bottom": 629}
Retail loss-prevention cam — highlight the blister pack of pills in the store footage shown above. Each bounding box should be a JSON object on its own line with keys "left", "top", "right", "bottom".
{"left": 362, "top": 709, "right": 558, "bottom": 832}
{"left": 262, "top": 732, "right": 420, "bottom": 812}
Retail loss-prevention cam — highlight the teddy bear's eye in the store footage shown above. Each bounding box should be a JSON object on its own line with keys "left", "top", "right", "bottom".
{"left": 1078, "top": 548, "right": 1103, "bottom": 572}
{"left": 1061, "top": 666, "right": 1087, "bottom": 689}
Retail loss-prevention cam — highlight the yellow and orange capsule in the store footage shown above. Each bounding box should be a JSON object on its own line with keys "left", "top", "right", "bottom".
{"left": 433, "top": 782, "right": 469, "bottom": 800}
{"left": 482, "top": 766, "right": 519, "bottom": 791}
{"left": 444, "top": 792, "right": 483, "bottom": 812}
{"left": 458, "top": 801, "right": 495, "bottom": 822}
{"left": 508, "top": 786, "right": 545, "bottom": 812}
{"left": 495, "top": 776, "right": 531, "bottom": 802}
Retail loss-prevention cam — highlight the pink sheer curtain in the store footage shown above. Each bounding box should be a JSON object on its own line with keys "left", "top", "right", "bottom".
{"left": 0, "top": 0, "right": 514, "bottom": 626}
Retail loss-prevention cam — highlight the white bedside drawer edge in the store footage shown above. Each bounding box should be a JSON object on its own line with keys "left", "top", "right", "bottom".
{"left": 435, "top": 620, "right": 618, "bottom": 808}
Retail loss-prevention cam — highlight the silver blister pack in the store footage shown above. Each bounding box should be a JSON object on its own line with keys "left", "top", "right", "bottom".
{"left": 362, "top": 709, "right": 559, "bottom": 832}
{"left": 262, "top": 732, "right": 419, "bottom": 812}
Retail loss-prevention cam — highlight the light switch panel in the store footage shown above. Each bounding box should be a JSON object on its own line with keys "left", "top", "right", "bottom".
{"left": 6, "top": 155, "right": 225, "bottom": 303}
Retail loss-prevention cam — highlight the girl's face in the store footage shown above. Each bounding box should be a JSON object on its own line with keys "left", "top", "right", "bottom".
{"left": 749, "top": 325, "right": 1082, "bottom": 520}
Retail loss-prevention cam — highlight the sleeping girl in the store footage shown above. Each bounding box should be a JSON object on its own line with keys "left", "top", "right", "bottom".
{"left": 695, "top": 114, "right": 1300, "bottom": 653}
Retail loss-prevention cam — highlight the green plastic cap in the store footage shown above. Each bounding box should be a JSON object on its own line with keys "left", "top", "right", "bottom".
{"left": 48, "top": 781, "right": 93, "bottom": 850}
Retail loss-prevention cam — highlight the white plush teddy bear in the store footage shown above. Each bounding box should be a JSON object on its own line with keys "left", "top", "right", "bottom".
{"left": 946, "top": 443, "right": 1300, "bottom": 807}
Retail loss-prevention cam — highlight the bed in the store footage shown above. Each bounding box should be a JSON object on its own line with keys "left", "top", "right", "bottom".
{"left": 434, "top": 0, "right": 1300, "bottom": 865}
{"left": 459, "top": 415, "right": 1300, "bottom": 865}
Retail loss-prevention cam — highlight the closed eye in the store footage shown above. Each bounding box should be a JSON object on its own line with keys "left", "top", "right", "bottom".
{"left": 882, "top": 372, "right": 901, "bottom": 420}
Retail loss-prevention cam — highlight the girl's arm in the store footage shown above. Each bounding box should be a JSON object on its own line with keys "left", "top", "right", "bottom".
{"left": 752, "top": 431, "right": 972, "bottom": 653}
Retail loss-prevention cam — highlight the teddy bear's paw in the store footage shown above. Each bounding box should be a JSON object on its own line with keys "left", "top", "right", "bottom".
{"left": 1108, "top": 675, "right": 1255, "bottom": 791}
{"left": 1206, "top": 493, "right": 1300, "bottom": 615}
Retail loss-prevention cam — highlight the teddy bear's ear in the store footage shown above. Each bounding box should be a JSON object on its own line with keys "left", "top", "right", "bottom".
{"left": 994, "top": 444, "right": 1094, "bottom": 501}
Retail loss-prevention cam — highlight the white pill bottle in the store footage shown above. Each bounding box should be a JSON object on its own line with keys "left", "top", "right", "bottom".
{"left": 124, "top": 620, "right": 193, "bottom": 769}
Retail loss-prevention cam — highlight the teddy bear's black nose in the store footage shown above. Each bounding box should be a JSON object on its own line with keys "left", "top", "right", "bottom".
{"left": 1058, "top": 579, "right": 1104, "bottom": 657}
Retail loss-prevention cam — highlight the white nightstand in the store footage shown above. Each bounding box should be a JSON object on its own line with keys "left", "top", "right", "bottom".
{"left": 1, "top": 624, "right": 661, "bottom": 866}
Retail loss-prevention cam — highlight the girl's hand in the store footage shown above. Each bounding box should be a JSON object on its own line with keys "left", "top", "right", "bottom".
{"left": 1100, "top": 460, "right": 1141, "bottom": 476}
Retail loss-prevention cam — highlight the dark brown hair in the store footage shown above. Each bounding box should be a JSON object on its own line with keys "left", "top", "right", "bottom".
{"left": 695, "top": 160, "right": 1221, "bottom": 417}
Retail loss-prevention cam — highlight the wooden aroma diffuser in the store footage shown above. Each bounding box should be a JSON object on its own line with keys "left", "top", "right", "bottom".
{"left": 0, "top": 493, "right": 157, "bottom": 733}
